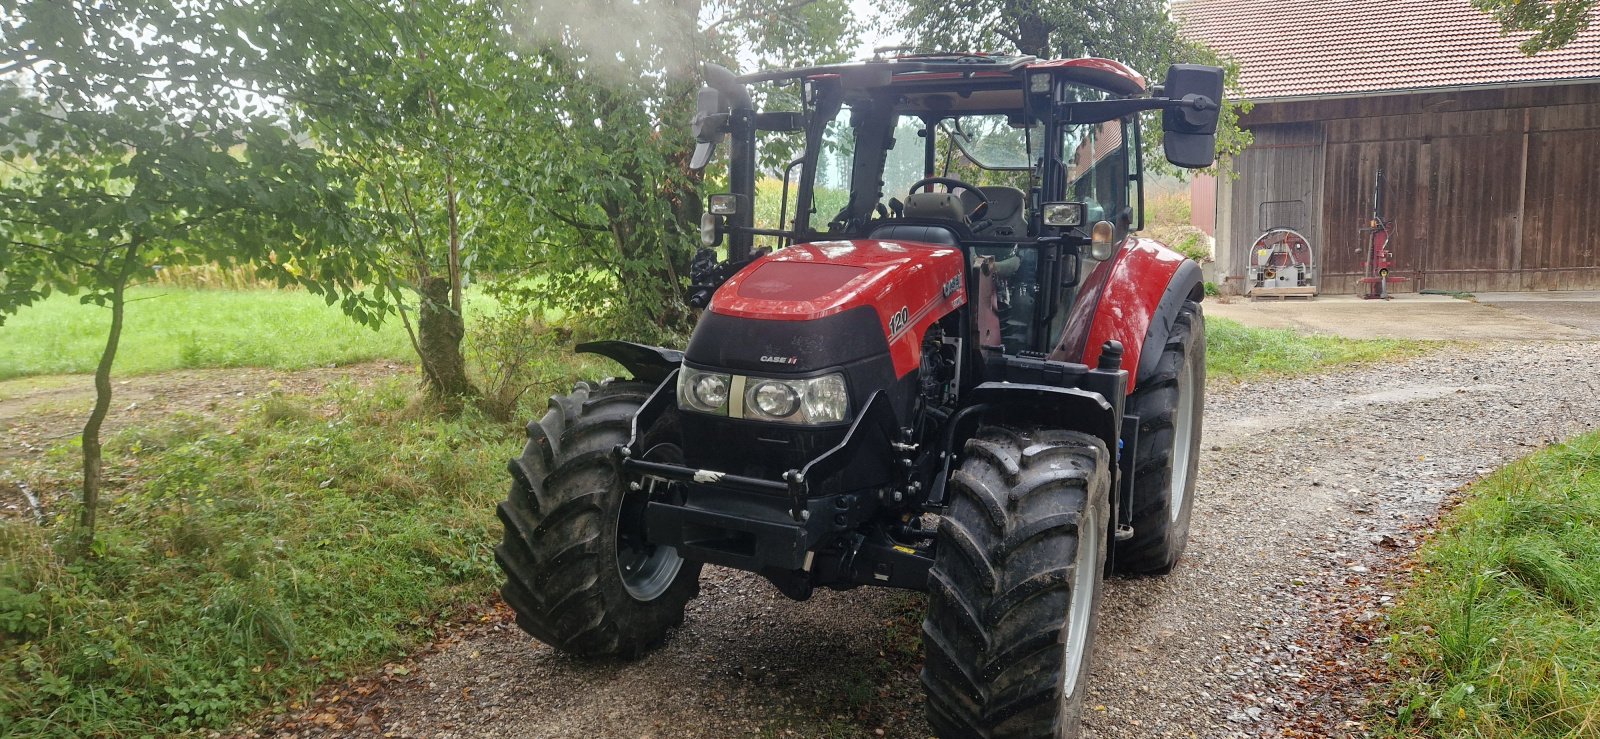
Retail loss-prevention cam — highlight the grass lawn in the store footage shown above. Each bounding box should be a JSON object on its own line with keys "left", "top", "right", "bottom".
{"left": 0, "top": 381, "right": 529, "bottom": 736}
{"left": 0, "top": 286, "right": 1428, "bottom": 385}
{"left": 0, "top": 287, "right": 414, "bottom": 380}
{"left": 1376, "top": 431, "right": 1600, "bottom": 736}
{"left": 1204, "top": 315, "right": 1432, "bottom": 382}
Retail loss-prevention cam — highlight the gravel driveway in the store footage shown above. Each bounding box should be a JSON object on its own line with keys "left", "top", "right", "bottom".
{"left": 260, "top": 339, "right": 1600, "bottom": 738}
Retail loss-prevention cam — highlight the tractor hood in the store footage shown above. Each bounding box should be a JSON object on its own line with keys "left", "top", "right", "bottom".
{"left": 695, "top": 239, "right": 967, "bottom": 378}
{"left": 712, "top": 239, "right": 965, "bottom": 322}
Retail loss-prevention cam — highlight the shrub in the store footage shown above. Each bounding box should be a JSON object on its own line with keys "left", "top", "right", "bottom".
{"left": 465, "top": 298, "right": 568, "bottom": 421}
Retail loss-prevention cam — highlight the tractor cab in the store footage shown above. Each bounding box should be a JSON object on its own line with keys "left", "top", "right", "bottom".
{"left": 690, "top": 53, "right": 1223, "bottom": 358}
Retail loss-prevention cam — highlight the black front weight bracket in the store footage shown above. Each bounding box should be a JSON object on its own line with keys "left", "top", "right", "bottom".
{"left": 617, "top": 385, "right": 900, "bottom": 522}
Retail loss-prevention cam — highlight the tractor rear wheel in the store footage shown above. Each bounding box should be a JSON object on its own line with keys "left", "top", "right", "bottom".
{"left": 922, "top": 426, "right": 1111, "bottom": 739}
{"left": 1113, "top": 300, "right": 1205, "bottom": 575}
{"left": 495, "top": 380, "right": 701, "bottom": 659}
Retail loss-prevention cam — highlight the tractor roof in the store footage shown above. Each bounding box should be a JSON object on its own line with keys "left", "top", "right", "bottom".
{"left": 738, "top": 54, "right": 1148, "bottom": 98}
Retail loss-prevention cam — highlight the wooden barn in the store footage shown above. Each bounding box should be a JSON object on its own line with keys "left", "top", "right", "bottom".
{"left": 1178, "top": 0, "right": 1600, "bottom": 294}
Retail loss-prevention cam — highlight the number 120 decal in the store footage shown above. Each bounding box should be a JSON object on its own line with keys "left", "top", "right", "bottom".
{"left": 887, "top": 306, "right": 910, "bottom": 336}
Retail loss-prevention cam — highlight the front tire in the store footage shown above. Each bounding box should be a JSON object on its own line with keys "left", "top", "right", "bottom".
{"left": 1113, "top": 300, "right": 1205, "bottom": 575}
{"left": 922, "top": 427, "right": 1111, "bottom": 738}
{"left": 495, "top": 380, "right": 701, "bottom": 659}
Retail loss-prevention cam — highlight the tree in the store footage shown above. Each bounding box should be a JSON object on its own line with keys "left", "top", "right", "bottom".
{"left": 495, "top": 0, "right": 860, "bottom": 333}
{"left": 254, "top": 0, "right": 858, "bottom": 376}
{"left": 1475, "top": 0, "right": 1596, "bottom": 53}
{"left": 899, "top": 0, "right": 1253, "bottom": 174}
{"left": 0, "top": 1, "right": 388, "bottom": 545}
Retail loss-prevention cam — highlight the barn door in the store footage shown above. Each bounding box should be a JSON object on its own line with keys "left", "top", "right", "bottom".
{"left": 1322, "top": 140, "right": 1426, "bottom": 293}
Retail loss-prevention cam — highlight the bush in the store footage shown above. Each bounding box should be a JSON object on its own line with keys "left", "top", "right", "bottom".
{"left": 465, "top": 297, "right": 569, "bottom": 421}
{"left": 1143, "top": 190, "right": 1212, "bottom": 264}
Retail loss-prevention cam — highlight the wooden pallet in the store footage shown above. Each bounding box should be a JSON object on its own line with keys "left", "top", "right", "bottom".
{"left": 1248, "top": 286, "right": 1318, "bottom": 300}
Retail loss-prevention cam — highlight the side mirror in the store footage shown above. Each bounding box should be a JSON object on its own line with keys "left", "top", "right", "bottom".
{"left": 690, "top": 86, "right": 728, "bottom": 170}
{"left": 690, "top": 63, "right": 753, "bottom": 171}
{"left": 1161, "top": 64, "right": 1225, "bottom": 169}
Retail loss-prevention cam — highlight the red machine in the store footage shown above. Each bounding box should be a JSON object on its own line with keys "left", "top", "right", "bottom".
{"left": 1359, "top": 169, "right": 1406, "bottom": 299}
{"left": 496, "top": 53, "right": 1226, "bottom": 739}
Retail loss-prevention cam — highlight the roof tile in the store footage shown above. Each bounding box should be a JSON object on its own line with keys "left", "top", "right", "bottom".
{"left": 1175, "top": 0, "right": 1600, "bottom": 99}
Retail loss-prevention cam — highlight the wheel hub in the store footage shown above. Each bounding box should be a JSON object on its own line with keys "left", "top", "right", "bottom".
{"left": 615, "top": 443, "right": 686, "bottom": 602}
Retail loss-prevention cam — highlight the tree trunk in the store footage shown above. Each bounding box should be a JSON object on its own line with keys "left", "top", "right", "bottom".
{"left": 1017, "top": 8, "right": 1055, "bottom": 59}
{"left": 417, "top": 274, "right": 476, "bottom": 402}
{"left": 79, "top": 279, "right": 128, "bottom": 545}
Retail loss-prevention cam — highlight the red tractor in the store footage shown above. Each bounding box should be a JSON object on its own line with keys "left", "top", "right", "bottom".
{"left": 496, "top": 53, "right": 1222, "bottom": 737}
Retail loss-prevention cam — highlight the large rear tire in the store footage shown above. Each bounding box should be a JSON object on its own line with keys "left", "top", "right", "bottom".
{"left": 1113, "top": 300, "right": 1205, "bottom": 575}
{"left": 922, "top": 427, "right": 1111, "bottom": 739}
{"left": 495, "top": 380, "right": 701, "bottom": 659}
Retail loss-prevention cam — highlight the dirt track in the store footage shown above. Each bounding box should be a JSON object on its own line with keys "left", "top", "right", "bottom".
{"left": 250, "top": 339, "right": 1600, "bottom": 738}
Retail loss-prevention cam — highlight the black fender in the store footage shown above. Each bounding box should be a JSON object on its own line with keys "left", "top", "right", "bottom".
{"left": 947, "top": 383, "right": 1120, "bottom": 467}
{"left": 575, "top": 340, "right": 683, "bottom": 386}
{"left": 927, "top": 382, "right": 1122, "bottom": 515}
{"left": 1137, "top": 260, "right": 1205, "bottom": 383}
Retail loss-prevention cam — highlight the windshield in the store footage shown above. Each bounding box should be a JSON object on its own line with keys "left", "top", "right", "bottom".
{"left": 946, "top": 115, "right": 1038, "bottom": 170}
{"left": 881, "top": 114, "right": 1038, "bottom": 204}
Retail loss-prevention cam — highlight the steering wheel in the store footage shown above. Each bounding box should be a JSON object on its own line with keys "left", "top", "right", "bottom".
{"left": 907, "top": 177, "right": 989, "bottom": 220}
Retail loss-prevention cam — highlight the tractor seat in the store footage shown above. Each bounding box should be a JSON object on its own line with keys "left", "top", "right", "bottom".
{"left": 902, "top": 191, "right": 968, "bottom": 222}
{"left": 867, "top": 222, "right": 962, "bottom": 246}
{"left": 962, "top": 186, "right": 1027, "bottom": 238}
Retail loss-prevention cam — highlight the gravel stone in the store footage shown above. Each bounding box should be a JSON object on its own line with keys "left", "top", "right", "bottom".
{"left": 253, "top": 339, "right": 1600, "bottom": 738}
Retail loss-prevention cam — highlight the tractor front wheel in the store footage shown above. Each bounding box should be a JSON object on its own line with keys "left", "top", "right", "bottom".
{"left": 495, "top": 380, "right": 701, "bottom": 659}
{"left": 1114, "top": 300, "right": 1205, "bottom": 575}
{"left": 922, "top": 426, "right": 1111, "bottom": 739}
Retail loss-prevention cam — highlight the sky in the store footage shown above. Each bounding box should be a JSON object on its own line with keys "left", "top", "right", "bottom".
{"left": 847, "top": 0, "right": 903, "bottom": 59}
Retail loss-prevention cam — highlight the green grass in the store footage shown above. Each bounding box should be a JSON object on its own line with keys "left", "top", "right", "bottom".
{"left": 1376, "top": 431, "right": 1600, "bottom": 737}
{"left": 1204, "top": 316, "right": 1431, "bottom": 381}
{"left": 0, "top": 380, "right": 538, "bottom": 736}
{"left": 0, "top": 287, "right": 414, "bottom": 380}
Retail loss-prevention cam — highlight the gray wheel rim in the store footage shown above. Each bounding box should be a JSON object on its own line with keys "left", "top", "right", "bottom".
{"left": 616, "top": 444, "right": 685, "bottom": 602}
{"left": 1061, "top": 501, "right": 1100, "bottom": 701}
{"left": 1169, "top": 354, "right": 1199, "bottom": 522}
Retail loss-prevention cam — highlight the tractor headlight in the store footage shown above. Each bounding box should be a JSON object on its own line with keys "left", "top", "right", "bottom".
{"left": 751, "top": 381, "right": 801, "bottom": 418}
{"left": 801, "top": 374, "right": 849, "bottom": 423}
{"left": 677, "top": 367, "right": 850, "bottom": 424}
{"left": 745, "top": 373, "right": 849, "bottom": 424}
{"left": 678, "top": 369, "right": 731, "bottom": 415}
{"left": 700, "top": 212, "right": 722, "bottom": 247}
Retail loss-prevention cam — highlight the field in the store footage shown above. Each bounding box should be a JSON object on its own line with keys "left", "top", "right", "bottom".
{"left": 0, "top": 287, "right": 1438, "bottom": 736}
{"left": 0, "top": 379, "right": 522, "bottom": 735}
{"left": 1377, "top": 430, "right": 1600, "bottom": 736}
{"left": 0, "top": 288, "right": 413, "bottom": 380}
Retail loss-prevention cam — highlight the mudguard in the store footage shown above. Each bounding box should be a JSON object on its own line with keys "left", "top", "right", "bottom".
{"left": 1049, "top": 238, "right": 1203, "bottom": 394}
{"left": 962, "top": 382, "right": 1119, "bottom": 454}
{"left": 929, "top": 381, "right": 1124, "bottom": 518}
{"left": 575, "top": 340, "right": 684, "bottom": 385}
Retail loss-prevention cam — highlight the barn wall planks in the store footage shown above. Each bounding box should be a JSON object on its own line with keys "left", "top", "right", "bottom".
{"left": 1218, "top": 81, "right": 1600, "bottom": 293}
{"left": 1524, "top": 129, "right": 1600, "bottom": 288}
